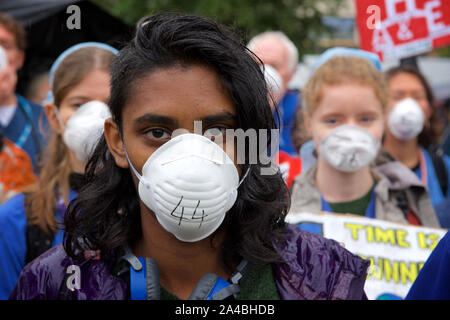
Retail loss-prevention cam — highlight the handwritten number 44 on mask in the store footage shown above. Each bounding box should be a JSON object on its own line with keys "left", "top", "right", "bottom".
{"left": 170, "top": 197, "right": 209, "bottom": 228}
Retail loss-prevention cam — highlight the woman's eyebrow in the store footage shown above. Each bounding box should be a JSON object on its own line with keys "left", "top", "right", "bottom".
{"left": 134, "top": 113, "right": 179, "bottom": 126}
{"left": 200, "top": 111, "right": 237, "bottom": 125}
{"left": 65, "top": 95, "right": 90, "bottom": 102}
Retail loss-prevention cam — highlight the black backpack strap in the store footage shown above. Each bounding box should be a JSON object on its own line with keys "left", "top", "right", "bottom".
{"left": 24, "top": 193, "right": 54, "bottom": 264}
{"left": 428, "top": 145, "right": 448, "bottom": 197}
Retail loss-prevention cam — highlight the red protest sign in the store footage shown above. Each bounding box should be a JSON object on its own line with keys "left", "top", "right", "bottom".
{"left": 355, "top": 0, "right": 450, "bottom": 60}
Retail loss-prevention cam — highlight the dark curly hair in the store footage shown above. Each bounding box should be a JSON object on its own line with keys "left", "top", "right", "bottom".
{"left": 63, "top": 13, "right": 289, "bottom": 272}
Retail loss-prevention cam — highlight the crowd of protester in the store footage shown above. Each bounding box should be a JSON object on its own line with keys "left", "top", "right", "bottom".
{"left": 0, "top": 11, "right": 448, "bottom": 300}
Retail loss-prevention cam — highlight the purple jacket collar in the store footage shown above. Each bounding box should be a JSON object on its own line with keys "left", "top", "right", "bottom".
{"left": 10, "top": 224, "right": 368, "bottom": 300}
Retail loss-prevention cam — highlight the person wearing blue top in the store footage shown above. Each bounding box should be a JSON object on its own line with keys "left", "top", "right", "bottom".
{"left": 0, "top": 42, "right": 117, "bottom": 299}
{"left": 277, "top": 90, "right": 300, "bottom": 156}
{"left": 383, "top": 65, "right": 450, "bottom": 228}
{"left": 0, "top": 13, "right": 48, "bottom": 170}
{"left": 406, "top": 231, "right": 450, "bottom": 300}
{"left": 0, "top": 13, "right": 48, "bottom": 203}
{"left": 1, "top": 93, "right": 47, "bottom": 171}
{"left": 247, "top": 31, "right": 300, "bottom": 156}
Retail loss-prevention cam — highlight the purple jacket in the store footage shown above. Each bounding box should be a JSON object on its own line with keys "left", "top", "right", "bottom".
{"left": 9, "top": 224, "right": 369, "bottom": 300}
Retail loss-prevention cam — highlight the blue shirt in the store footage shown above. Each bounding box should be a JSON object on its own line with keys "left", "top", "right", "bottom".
{"left": 1, "top": 95, "right": 48, "bottom": 172}
{"left": 0, "top": 190, "right": 77, "bottom": 299}
{"left": 406, "top": 231, "right": 450, "bottom": 300}
{"left": 275, "top": 90, "right": 300, "bottom": 156}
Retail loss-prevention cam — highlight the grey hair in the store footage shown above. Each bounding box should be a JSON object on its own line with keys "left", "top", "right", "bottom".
{"left": 247, "top": 31, "right": 298, "bottom": 73}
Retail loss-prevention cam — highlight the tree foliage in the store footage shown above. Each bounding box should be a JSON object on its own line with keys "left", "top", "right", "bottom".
{"left": 92, "top": 0, "right": 345, "bottom": 57}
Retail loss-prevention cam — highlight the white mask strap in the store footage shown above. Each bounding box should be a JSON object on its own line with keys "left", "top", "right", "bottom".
{"left": 122, "top": 142, "right": 145, "bottom": 184}
{"left": 237, "top": 166, "right": 250, "bottom": 189}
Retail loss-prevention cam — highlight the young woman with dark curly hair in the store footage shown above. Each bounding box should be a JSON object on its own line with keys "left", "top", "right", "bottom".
{"left": 10, "top": 13, "right": 369, "bottom": 300}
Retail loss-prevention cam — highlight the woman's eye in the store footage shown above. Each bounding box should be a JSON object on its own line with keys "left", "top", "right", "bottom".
{"left": 204, "top": 127, "right": 227, "bottom": 142}
{"left": 390, "top": 93, "right": 405, "bottom": 101}
{"left": 324, "top": 118, "right": 338, "bottom": 125}
{"left": 145, "top": 128, "right": 170, "bottom": 140}
{"left": 412, "top": 94, "right": 426, "bottom": 102}
{"left": 360, "top": 116, "right": 374, "bottom": 123}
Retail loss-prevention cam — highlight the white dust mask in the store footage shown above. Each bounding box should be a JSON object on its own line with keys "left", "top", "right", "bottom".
{"left": 262, "top": 64, "right": 283, "bottom": 102}
{"left": 62, "top": 100, "right": 111, "bottom": 162}
{"left": 388, "top": 98, "right": 425, "bottom": 141}
{"left": 0, "top": 45, "right": 7, "bottom": 73}
{"left": 318, "top": 125, "right": 380, "bottom": 173}
{"left": 125, "top": 133, "right": 249, "bottom": 243}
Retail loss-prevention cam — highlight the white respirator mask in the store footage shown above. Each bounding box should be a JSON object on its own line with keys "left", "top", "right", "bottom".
{"left": 388, "top": 98, "right": 425, "bottom": 141}
{"left": 59, "top": 100, "right": 111, "bottom": 163}
{"left": 262, "top": 64, "right": 283, "bottom": 101}
{"left": 0, "top": 45, "right": 7, "bottom": 73}
{"left": 318, "top": 125, "right": 380, "bottom": 173}
{"left": 124, "top": 133, "right": 249, "bottom": 243}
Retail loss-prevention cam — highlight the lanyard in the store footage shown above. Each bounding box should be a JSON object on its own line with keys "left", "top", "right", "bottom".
{"left": 418, "top": 150, "right": 428, "bottom": 186}
{"left": 128, "top": 251, "right": 247, "bottom": 300}
{"left": 15, "top": 95, "right": 33, "bottom": 148}
{"left": 129, "top": 260, "right": 235, "bottom": 300}
{"left": 130, "top": 257, "right": 147, "bottom": 300}
{"left": 321, "top": 188, "right": 376, "bottom": 218}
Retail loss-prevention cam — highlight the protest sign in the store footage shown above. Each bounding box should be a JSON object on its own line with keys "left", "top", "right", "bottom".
{"left": 285, "top": 211, "right": 448, "bottom": 300}
{"left": 355, "top": 0, "right": 450, "bottom": 60}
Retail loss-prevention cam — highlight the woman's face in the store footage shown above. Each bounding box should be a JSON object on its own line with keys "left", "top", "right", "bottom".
{"left": 51, "top": 69, "right": 111, "bottom": 126}
{"left": 387, "top": 72, "right": 432, "bottom": 119}
{"left": 45, "top": 69, "right": 111, "bottom": 171}
{"left": 105, "top": 64, "right": 237, "bottom": 180}
{"left": 307, "top": 83, "right": 384, "bottom": 153}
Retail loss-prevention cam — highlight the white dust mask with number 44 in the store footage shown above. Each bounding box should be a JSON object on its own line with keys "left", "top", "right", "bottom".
{"left": 319, "top": 125, "right": 380, "bottom": 173}
{"left": 125, "top": 133, "right": 249, "bottom": 243}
